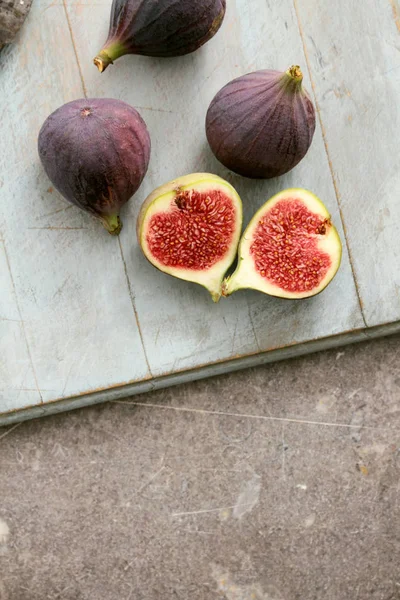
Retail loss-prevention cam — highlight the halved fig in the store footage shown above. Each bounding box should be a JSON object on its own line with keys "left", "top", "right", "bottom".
{"left": 223, "top": 189, "right": 342, "bottom": 299}
{"left": 137, "top": 173, "right": 243, "bottom": 302}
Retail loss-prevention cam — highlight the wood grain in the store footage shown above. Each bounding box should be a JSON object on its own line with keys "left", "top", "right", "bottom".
{"left": 4, "top": 0, "right": 394, "bottom": 418}
{"left": 0, "top": 0, "right": 150, "bottom": 407}
{"left": 295, "top": 0, "right": 400, "bottom": 326}
{"left": 65, "top": 0, "right": 363, "bottom": 378}
{"left": 0, "top": 240, "right": 41, "bottom": 411}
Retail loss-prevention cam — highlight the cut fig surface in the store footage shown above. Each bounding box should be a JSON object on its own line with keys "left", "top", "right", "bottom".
{"left": 223, "top": 189, "right": 342, "bottom": 299}
{"left": 137, "top": 173, "right": 243, "bottom": 302}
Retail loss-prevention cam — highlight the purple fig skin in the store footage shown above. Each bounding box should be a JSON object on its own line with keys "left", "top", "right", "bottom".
{"left": 94, "top": 0, "right": 226, "bottom": 72}
{"left": 205, "top": 66, "right": 316, "bottom": 179}
{"left": 38, "top": 98, "right": 151, "bottom": 235}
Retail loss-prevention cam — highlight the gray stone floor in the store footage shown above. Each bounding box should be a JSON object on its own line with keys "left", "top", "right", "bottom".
{"left": 1, "top": 334, "right": 400, "bottom": 600}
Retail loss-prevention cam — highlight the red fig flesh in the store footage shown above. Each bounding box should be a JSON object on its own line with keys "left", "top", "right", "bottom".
{"left": 38, "top": 98, "right": 151, "bottom": 235}
{"left": 137, "top": 173, "right": 242, "bottom": 301}
{"left": 223, "top": 189, "right": 342, "bottom": 299}
{"left": 94, "top": 0, "right": 226, "bottom": 72}
{"left": 206, "top": 66, "right": 316, "bottom": 179}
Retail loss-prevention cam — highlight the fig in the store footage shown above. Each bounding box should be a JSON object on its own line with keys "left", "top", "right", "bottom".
{"left": 94, "top": 0, "right": 226, "bottom": 72}
{"left": 38, "top": 98, "right": 151, "bottom": 235}
{"left": 206, "top": 65, "right": 316, "bottom": 179}
{"left": 223, "top": 189, "right": 342, "bottom": 299}
{"left": 137, "top": 173, "right": 242, "bottom": 302}
{"left": 0, "top": 0, "right": 33, "bottom": 49}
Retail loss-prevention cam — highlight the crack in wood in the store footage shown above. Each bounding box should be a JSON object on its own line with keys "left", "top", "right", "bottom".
{"left": 62, "top": 0, "right": 88, "bottom": 98}
{"left": 118, "top": 237, "right": 153, "bottom": 377}
{"left": 1, "top": 240, "right": 43, "bottom": 402}
{"left": 27, "top": 226, "right": 88, "bottom": 230}
{"left": 389, "top": 0, "right": 400, "bottom": 33}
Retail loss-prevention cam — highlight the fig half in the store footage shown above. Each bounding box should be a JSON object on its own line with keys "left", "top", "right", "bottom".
{"left": 38, "top": 98, "right": 151, "bottom": 235}
{"left": 137, "top": 173, "right": 243, "bottom": 302}
{"left": 206, "top": 66, "right": 316, "bottom": 179}
{"left": 223, "top": 189, "right": 342, "bottom": 299}
{"left": 94, "top": 0, "right": 226, "bottom": 72}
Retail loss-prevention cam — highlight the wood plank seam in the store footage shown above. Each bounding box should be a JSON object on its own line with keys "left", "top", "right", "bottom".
{"left": 60, "top": 1, "right": 153, "bottom": 377}
{"left": 0, "top": 0, "right": 377, "bottom": 418}
{"left": 292, "top": 0, "right": 368, "bottom": 328}
{"left": 27, "top": 226, "right": 88, "bottom": 230}
{"left": 388, "top": 0, "right": 400, "bottom": 33}
{"left": 62, "top": 0, "right": 88, "bottom": 98}
{"left": 247, "top": 306, "right": 261, "bottom": 352}
{"left": 118, "top": 238, "right": 153, "bottom": 376}
{"left": 1, "top": 240, "right": 43, "bottom": 402}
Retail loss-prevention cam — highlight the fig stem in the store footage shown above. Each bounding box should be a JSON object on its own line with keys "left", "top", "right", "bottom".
{"left": 287, "top": 65, "right": 303, "bottom": 82}
{"left": 221, "top": 277, "right": 234, "bottom": 297}
{"left": 280, "top": 65, "right": 304, "bottom": 93}
{"left": 210, "top": 290, "right": 221, "bottom": 303}
{"left": 101, "top": 214, "right": 123, "bottom": 236}
{"left": 93, "top": 42, "right": 127, "bottom": 72}
{"left": 93, "top": 51, "right": 113, "bottom": 73}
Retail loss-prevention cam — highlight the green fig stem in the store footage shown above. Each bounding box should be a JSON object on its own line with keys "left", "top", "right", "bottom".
{"left": 93, "top": 42, "right": 127, "bottom": 73}
{"left": 94, "top": 51, "right": 113, "bottom": 73}
{"left": 281, "top": 65, "right": 304, "bottom": 93}
{"left": 100, "top": 214, "right": 122, "bottom": 236}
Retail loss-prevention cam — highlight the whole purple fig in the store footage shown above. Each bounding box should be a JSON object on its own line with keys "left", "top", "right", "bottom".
{"left": 206, "top": 65, "right": 316, "bottom": 179}
{"left": 38, "top": 98, "right": 151, "bottom": 235}
{"left": 93, "top": 0, "right": 226, "bottom": 72}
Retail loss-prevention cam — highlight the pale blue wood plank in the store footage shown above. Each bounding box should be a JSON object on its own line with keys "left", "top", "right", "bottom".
{"left": 0, "top": 241, "right": 42, "bottom": 411}
{"left": 295, "top": 0, "right": 400, "bottom": 326}
{"left": 0, "top": 0, "right": 150, "bottom": 405}
{"left": 65, "top": 0, "right": 363, "bottom": 377}
{"left": 3, "top": 0, "right": 384, "bottom": 420}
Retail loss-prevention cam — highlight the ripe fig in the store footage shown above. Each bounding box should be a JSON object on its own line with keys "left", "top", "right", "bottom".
{"left": 223, "top": 189, "right": 342, "bottom": 299}
{"left": 206, "top": 65, "right": 316, "bottom": 179}
{"left": 94, "top": 0, "right": 226, "bottom": 72}
{"left": 38, "top": 98, "right": 151, "bottom": 235}
{"left": 137, "top": 173, "right": 242, "bottom": 302}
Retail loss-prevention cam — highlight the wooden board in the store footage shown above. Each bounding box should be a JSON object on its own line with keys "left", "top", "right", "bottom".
{"left": 1, "top": 0, "right": 399, "bottom": 424}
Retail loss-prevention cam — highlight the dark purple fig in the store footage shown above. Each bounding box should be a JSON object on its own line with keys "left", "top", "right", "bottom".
{"left": 93, "top": 0, "right": 226, "bottom": 72}
{"left": 38, "top": 98, "right": 151, "bottom": 235}
{"left": 205, "top": 65, "right": 316, "bottom": 179}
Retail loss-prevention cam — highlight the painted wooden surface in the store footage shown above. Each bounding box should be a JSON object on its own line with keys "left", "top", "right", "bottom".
{"left": 0, "top": 0, "right": 398, "bottom": 421}
{"left": 294, "top": 0, "right": 400, "bottom": 326}
{"left": 0, "top": 0, "right": 150, "bottom": 412}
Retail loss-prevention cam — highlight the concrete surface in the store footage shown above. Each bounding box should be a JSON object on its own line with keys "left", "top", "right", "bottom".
{"left": 1, "top": 334, "right": 400, "bottom": 600}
